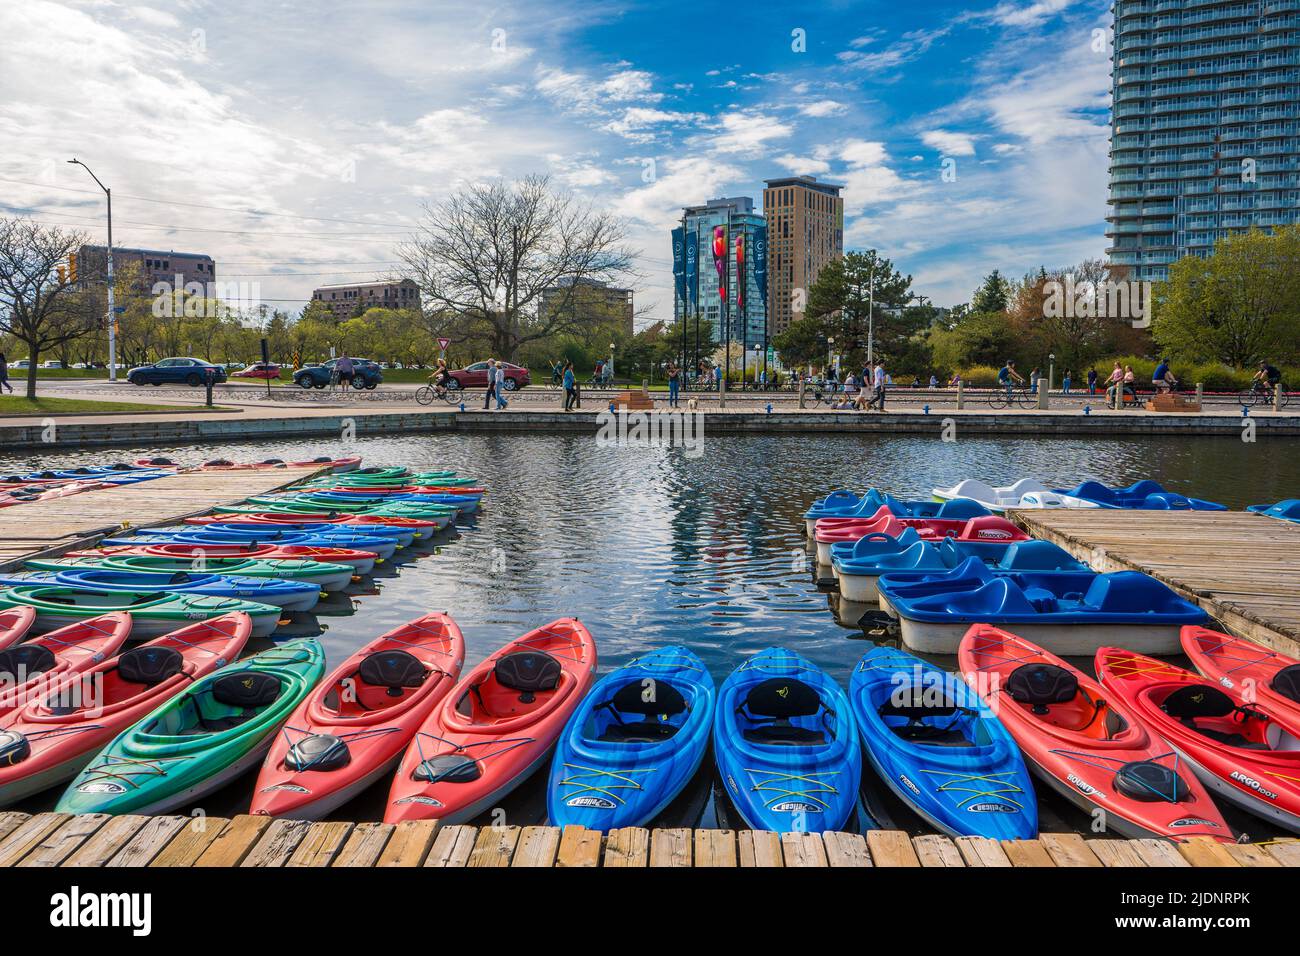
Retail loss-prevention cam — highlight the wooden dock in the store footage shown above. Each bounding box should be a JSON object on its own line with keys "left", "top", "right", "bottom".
{"left": 1015, "top": 511, "right": 1300, "bottom": 658}
{"left": 0, "top": 812, "right": 1294, "bottom": 867}
{"left": 0, "top": 467, "right": 324, "bottom": 568}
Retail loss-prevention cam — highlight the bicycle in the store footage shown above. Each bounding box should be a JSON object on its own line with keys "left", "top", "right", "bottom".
{"left": 1239, "top": 380, "right": 1290, "bottom": 408}
{"left": 415, "top": 383, "right": 463, "bottom": 406}
{"left": 988, "top": 384, "right": 1036, "bottom": 409}
{"left": 807, "top": 381, "right": 846, "bottom": 407}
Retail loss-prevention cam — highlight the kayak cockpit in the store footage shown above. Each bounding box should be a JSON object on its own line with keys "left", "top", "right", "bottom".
{"left": 1158, "top": 684, "right": 1286, "bottom": 751}
{"left": 588, "top": 677, "right": 689, "bottom": 744}
{"left": 737, "top": 678, "right": 834, "bottom": 747}
{"left": 153, "top": 671, "right": 284, "bottom": 736}
{"left": 43, "top": 645, "right": 186, "bottom": 717}
{"left": 318, "top": 649, "right": 433, "bottom": 718}
{"left": 1004, "top": 663, "right": 1130, "bottom": 740}
{"left": 453, "top": 649, "right": 567, "bottom": 725}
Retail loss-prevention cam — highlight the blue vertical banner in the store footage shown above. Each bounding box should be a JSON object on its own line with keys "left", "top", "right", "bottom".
{"left": 754, "top": 225, "right": 767, "bottom": 304}
{"left": 671, "top": 226, "right": 686, "bottom": 314}
{"left": 685, "top": 229, "right": 698, "bottom": 312}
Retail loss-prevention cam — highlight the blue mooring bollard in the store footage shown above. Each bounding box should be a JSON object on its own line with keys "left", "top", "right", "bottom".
{"left": 923, "top": 405, "right": 930, "bottom": 415}
{"left": 1083, "top": 405, "right": 1091, "bottom": 416}
{"left": 1242, "top": 406, "right": 1250, "bottom": 417}
{"left": 766, "top": 403, "right": 772, "bottom": 415}
{"left": 609, "top": 402, "right": 616, "bottom": 413}
{"left": 458, "top": 402, "right": 465, "bottom": 412}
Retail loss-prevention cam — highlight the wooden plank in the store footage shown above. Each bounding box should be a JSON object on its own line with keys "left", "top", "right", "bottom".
{"left": 149, "top": 816, "right": 230, "bottom": 868}
{"left": 62, "top": 815, "right": 149, "bottom": 867}
{"left": 781, "top": 831, "right": 828, "bottom": 867}
{"left": 17, "top": 814, "right": 110, "bottom": 868}
{"left": 1086, "top": 840, "right": 1147, "bottom": 868}
{"left": 240, "top": 818, "right": 314, "bottom": 868}
{"left": 1177, "top": 836, "right": 1241, "bottom": 867}
{"left": 737, "top": 829, "right": 783, "bottom": 867}
{"left": 867, "top": 829, "right": 921, "bottom": 867}
{"left": 1224, "top": 842, "right": 1282, "bottom": 867}
{"left": 511, "top": 826, "right": 560, "bottom": 868}
{"left": 0, "top": 813, "right": 75, "bottom": 867}
{"left": 333, "top": 823, "right": 394, "bottom": 868}
{"left": 1002, "top": 839, "right": 1056, "bottom": 867}
{"left": 823, "top": 831, "right": 872, "bottom": 867}
{"left": 0, "top": 812, "right": 31, "bottom": 846}
{"left": 956, "top": 836, "right": 1012, "bottom": 868}
{"left": 287, "top": 821, "right": 354, "bottom": 867}
{"left": 194, "top": 815, "right": 273, "bottom": 867}
{"left": 555, "top": 825, "right": 601, "bottom": 868}
{"left": 425, "top": 824, "right": 477, "bottom": 867}
{"left": 603, "top": 827, "right": 649, "bottom": 867}
{"left": 376, "top": 821, "right": 439, "bottom": 867}
{"left": 107, "top": 815, "right": 189, "bottom": 867}
{"left": 693, "top": 828, "right": 737, "bottom": 867}
{"left": 1130, "top": 838, "right": 1190, "bottom": 867}
{"left": 1041, "top": 832, "right": 1103, "bottom": 868}
{"left": 648, "top": 828, "right": 692, "bottom": 868}
{"left": 1263, "top": 841, "right": 1300, "bottom": 867}
{"left": 913, "top": 835, "right": 965, "bottom": 867}
{"left": 467, "top": 826, "right": 520, "bottom": 867}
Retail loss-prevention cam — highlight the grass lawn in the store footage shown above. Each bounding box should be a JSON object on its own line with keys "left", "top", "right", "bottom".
{"left": 0, "top": 396, "right": 219, "bottom": 415}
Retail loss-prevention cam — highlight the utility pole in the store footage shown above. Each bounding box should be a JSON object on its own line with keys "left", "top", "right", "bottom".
{"left": 67, "top": 159, "right": 116, "bottom": 382}
{"left": 866, "top": 251, "right": 876, "bottom": 370}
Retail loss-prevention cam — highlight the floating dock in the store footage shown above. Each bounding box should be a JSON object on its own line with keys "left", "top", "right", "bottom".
{"left": 0, "top": 812, "right": 1294, "bottom": 867}
{"left": 1014, "top": 511, "right": 1300, "bottom": 658}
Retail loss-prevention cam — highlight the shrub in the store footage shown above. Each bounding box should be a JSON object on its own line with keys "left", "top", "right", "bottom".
{"left": 956, "top": 364, "right": 1002, "bottom": 386}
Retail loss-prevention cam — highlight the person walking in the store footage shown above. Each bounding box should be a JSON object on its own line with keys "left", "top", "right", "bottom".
{"left": 1062, "top": 369, "right": 1073, "bottom": 394}
{"left": 1087, "top": 367, "right": 1098, "bottom": 396}
{"left": 667, "top": 362, "right": 680, "bottom": 408}
{"left": 0, "top": 353, "right": 12, "bottom": 394}
{"left": 563, "top": 361, "right": 577, "bottom": 411}
{"left": 867, "top": 360, "right": 887, "bottom": 412}
{"left": 483, "top": 359, "right": 498, "bottom": 410}
{"left": 1028, "top": 367, "right": 1040, "bottom": 394}
{"left": 336, "top": 353, "right": 355, "bottom": 392}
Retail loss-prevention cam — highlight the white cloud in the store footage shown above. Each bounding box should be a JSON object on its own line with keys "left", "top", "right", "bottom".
{"left": 774, "top": 154, "right": 831, "bottom": 176}
{"left": 798, "top": 99, "right": 848, "bottom": 118}
{"left": 693, "top": 113, "right": 793, "bottom": 156}
{"left": 603, "top": 107, "right": 704, "bottom": 141}
{"left": 838, "top": 27, "right": 949, "bottom": 75}
{"left": 921, "top": 129, "right": 978, "bottom": 156}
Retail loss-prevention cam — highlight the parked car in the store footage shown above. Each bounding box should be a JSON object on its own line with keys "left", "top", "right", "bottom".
{"left": 127, "top": 357, "right": 228, "bottom": 387}
{"left": 292, "top": 358, "right": 383, "bottom": 390}
{"left": 41, "top": 360, "right": 65, "bottom": 369}
{"left": 232, "top": 362, "right": 282, "bottom": 380}
{"left": 444, "top": 361, "right": 531, "bottom": 392}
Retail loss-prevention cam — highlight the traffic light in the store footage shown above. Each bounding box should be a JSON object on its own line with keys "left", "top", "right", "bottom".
{"left": 57, "top": 265, "right": 66, "bottom": 283}
{"left": 68, "top": 253, "right": 77, "bottom": 283}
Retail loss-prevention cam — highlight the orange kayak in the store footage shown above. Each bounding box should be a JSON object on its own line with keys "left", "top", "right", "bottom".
{"left": 385, "top": 618, "right": 597, "bottom": 824}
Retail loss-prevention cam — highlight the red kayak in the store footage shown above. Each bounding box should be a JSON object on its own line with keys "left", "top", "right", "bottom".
{"left": 251, "top": 613, "right": 466, "bottom": 819}
{"left": 1097, "top": 646, "right": 1300, "bottom": 833}
{"left": 0, "top": 612, "right": 250, "bottom": 805}
{"left": 72, "top": 543, "right": 378, "bottom": 575}
{"left": 288, "top": 456, "right": 362, "bottom": 472}
{"left": 1182, "top": 626, "right": 1300, "bottom": 724}
{"left": 0, "top": 613, "right": 132, "bottom": 717}
{"left": 959, "top": 625, "right": 1232, "bottom": 842}
{"left": 385, "top": 618, "right": 597, "bottom": 824}
{"left": 0, "top": 608, "right": 36, "bottom": 650}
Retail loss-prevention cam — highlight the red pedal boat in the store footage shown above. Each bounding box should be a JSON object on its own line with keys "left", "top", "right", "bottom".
{"left": 959, "top": 625, "right": 1231, "bottom": 842}
{"left": 0, "top": 613, "right": 132, "bottom": 717}
{"left": 250, "top": 612, "right": 465, "bottom": 820}
{"left": 1182, "top": 625, "right": 1300, "bottom": 724}
{"left": 73, "top": 543, "right": 378, "bottom": 575}
{"left": 0, "top": 608, "right": 36, "bottom": 650}
{"left": 1097, "top": 646, "right": 1300, "bottom": 833}
{"left": 814, "top": 510, "right": 1027, "bottom": 565}
{"left": 384, "top": 618, "right": 597, "bottom": 824}
{"left": 0, "top": 612, "right": 250, "bottom": 805}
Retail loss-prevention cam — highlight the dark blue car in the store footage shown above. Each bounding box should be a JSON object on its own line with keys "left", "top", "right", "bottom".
{"left": 127, "top": 357, "right": 228, "bottom": 387}
{"left": 293, "top": 358, "right": 383, "bottom": 389}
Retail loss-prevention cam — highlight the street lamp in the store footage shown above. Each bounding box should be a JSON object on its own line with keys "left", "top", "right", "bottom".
{"left": 827, "top": 336, "right": 835, "bottom": 378}
{"left": 609, "top": 342, "right": 615, "bottom": 384}
{"left": 1048, "top": 353, "right": 1056, "bottom": 392}
{"left": 67, "top": 159, "right": 117, "bottom": 382}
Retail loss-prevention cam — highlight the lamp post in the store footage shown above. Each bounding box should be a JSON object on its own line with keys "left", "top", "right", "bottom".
{"left": 67, "top": 159, "right": 117, "bottom": 382}
{"left": 608, "top": 342, "right": 615, "bottom": 385}
{"left": 1048, "top": 353, "right": 1056, "bottom": 392}
{"left": 827, "top": 336, "right": 835, "bottom": 379}
{"left": 866, "top": 253, "right": 876, "bottom": 369}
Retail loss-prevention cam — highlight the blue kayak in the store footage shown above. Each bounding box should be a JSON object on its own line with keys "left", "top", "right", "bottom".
{"left": 878, "top": 561, "right": 1207, "bottom": 655}
{"left": 1248, "top": 499, "right": 1300, "bottom": 524}
{"left": 851, "top": 646, "right": 1037, "bottom": 839}
{"left": 198, "top": 521, "right": 415, "bottom": 547}
{"left": 548, "top": 646, "right": 715, "bottom": 830}
{"left": 713, "top": 647, "right": 861, "bottom": 832}
{"left": 0, "top": 568, "right": 321, "bottom": 612}
{"left": 1054, "top": 480, "right": 1226, "bottom": 511}
{"left": 101, "top": 529, "right": 399, "bottom": 560}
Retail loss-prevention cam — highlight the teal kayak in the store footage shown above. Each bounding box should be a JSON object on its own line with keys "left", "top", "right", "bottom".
{"left": 0, "top": 586, "right": 283, "bottom": 638}
{"left": 56, "top": 639, "right": 326, "bottom": 815}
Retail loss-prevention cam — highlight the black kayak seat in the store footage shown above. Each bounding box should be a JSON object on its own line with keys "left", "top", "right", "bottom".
{"left": 118, "top": 646, "right": 185, "bottom": 686}
{"left": 879, "top": 692, "right": 971, "bottom": 746}
{"left": 1272, "top": 664, "right": 1300, "bottom": 704}
{"left": 494, "top": 650, "right": 562, "bottom": 704}
{"left": 596, "top": 679, "right": 688, "bottom": 743}
{"left": 1005, "top": 663, "right": 1079, "bottom": 715}
{"left": 286, "top": 733, "right": 350, "bottom": 771}
{"left": 1161, "top": 684, "right": 1270, "bottom": 748}
{"left": 358, "top": 649, "right": 427, "bottom": 697}
{"left": 0, "top": 644, "right": 57, "bottom": 681}
{"left": 740, "top": 678, "right": 826, "bottom": 746}
{"left": 200, "top": 671, "right": 283, "bottom": 731}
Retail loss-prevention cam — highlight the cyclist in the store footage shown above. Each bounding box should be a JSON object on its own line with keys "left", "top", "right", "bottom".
{"left": 1153, "top": 357, "right": 1177, "bottom": 393}
{"left": 426, "top": 358, "right": 451, "bottom": 397}
{"left": 1254, "top": 361, "right": 1282, "bottom": 394}
{"left": 997, "top": 360, "right": 1024, "bottom": 399}
{"left": 550, "top": 360, "right": 563, "bottom": 387}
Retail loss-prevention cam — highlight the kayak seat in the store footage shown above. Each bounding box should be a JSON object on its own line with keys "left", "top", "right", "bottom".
{"left": 596, "top": 680, "right": 688, "bottom": 743}
{"left": 739, "top": 678, "right": 828, "bottom": 746}
{"left": 1161, "top": 685, "right": 1270, "bottom": 748}
{"left": 0, "top": 644, "right": 57, "bottom": 681}
{"left": 1005, "top": 664, "right": 1079, "bottom": 716}
{"left": 286, "top": 733, "right": 351, "bottom": 771}
{"left": 1272, "top": 664, "right": 1300, "bottom": 704}
{"left": 359, "top": 649, "right": 428, "bottom": 697}
{"left": 878, "top": 694, "right": 972, "bottom": 746}
{"left": 117, "top": 646, "right": 185, "bottom": 686}
{"left": 494, "top": 650, "right": 562, "bottom": 704}
{"left": 201, "top": 672, "right": 283, "bottom": 731}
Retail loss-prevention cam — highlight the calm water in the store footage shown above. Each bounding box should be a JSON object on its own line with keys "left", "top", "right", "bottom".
{"left": 4, "top": 432, "right": 1297, "bottom": 834}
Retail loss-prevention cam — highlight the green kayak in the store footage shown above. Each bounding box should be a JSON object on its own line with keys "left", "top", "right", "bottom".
{"left": 56, "top": 639, "right": 325, "bottom": 816}
{"left": 0, "top": 586, "right": 283, "bottom": 639}
{"left": 26, "top": 555, "right": 355, "bottom": 592}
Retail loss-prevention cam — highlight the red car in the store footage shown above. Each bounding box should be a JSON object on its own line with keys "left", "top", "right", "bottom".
{"left": 232, "top": 362, "right": 282, "bottom": 380}
{"left": 445, "top": 361, "right": 530, "bottom": 391}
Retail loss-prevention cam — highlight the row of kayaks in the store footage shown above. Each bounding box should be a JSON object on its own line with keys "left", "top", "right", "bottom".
{"left": 8, "top": 602, "right": 1300, "bottom": 843}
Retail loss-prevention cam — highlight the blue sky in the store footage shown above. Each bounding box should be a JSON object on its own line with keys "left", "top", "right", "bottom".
{"left": 0, "top": 0, "right": 1114, "bottom": 324}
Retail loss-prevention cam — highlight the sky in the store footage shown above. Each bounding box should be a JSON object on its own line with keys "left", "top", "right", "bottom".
{"left": 0, "top": 0, "right": 1115, "bottom": 327}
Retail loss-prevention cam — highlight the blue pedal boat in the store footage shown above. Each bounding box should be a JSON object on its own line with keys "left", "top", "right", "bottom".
{"left": 1054, "top": 480, "right": 1226, "bottom": 511}
{"left": 713, "top": 647, "right": 861, "bottom": 832}
{"left": 1248, "top": 499, "right": 1300, "bottom": 524}
{"left": 548, "top": 646, "right": 715, "bottom": 830}
{"left": 851, "top": 646, "right": 1037, "bottom": 839}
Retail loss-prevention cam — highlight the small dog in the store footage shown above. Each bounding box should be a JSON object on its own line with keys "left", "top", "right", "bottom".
{"left": 686, "top": 397, "right": 699, "bottom": 411}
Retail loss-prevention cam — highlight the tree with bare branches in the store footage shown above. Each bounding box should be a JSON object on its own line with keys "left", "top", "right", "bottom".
{"left": 398, "top": 175, "right": 635, "bottom": 361}
{"left": 0, "top": 217, "right": 96, "bottom": 398}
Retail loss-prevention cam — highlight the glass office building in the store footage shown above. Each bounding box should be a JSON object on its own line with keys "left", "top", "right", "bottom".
{"left": 1107, "top": 0, "right": 1300, "bottom": 281}
{"left": 673, "top": 197, "right": 767, "bottom": 349}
